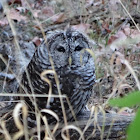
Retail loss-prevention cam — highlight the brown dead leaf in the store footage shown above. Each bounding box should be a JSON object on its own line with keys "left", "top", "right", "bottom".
{"left": 116, "top": 56, "right": 122, "bottom": 66}
{"left": 32, "top": 10, "right": 41, "bottom": 18}
{"left": 8, "top": 0, "right": 22, "bottom": 5}
{"left": 123, "top": 27, "right": 140, "bottom": 38}
{"left": 8, "top": 8, "right": 27, "bottom": 22}
{"left": 72, "top": 24, "right": 90, "bottom": 33}
{"left": 34, "top": 6, "right": 55, "bottom": 20}
{"left": 51, "top": 13, "right": 66, "bottom": 23}
{"left": 32, "top": 37, "right": 41, "bottom": 47}
{"left": 107, "top": 35, "right": 118, "bottom": 45}
{"left": 102, "top": 22, "right": 111, "bottom": 33}
{"left": 108, "top": 30, "right": 127, "bottom": 47}
{"left": 42, "top": 6, "right": 54, "bottom": 17}
{"left": 0, "top": 17, "right": 9, "bottom": 26}
{"left": 108, "top": 24, "right": 140, "bottom": 48}
{"left": 117, "top": 30, "right": 127, "bottom": 39}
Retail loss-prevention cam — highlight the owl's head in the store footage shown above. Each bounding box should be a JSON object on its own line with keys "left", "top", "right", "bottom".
{"left": 46, "top": 28, "right": 93, "bottom": 71}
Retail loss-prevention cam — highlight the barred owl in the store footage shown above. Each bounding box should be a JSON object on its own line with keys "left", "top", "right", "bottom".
{"left": 21, "top": 28, "right": 96, "bottom": 124}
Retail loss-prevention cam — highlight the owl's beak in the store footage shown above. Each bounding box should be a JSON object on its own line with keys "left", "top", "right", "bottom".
{"left": 68, "top": 56, "right": 72, "bottom": 66}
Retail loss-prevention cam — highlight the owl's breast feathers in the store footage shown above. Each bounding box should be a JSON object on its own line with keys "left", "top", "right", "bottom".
{"left": 23, "top": 55, "right": 95, "bottom": 94}
{"left": 55, "top": 62, "right": 95, "bottom": 96}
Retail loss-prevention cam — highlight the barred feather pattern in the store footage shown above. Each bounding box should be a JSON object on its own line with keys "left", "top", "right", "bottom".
{"left": 21, "top": 28, "right": 96, "bottom": 124}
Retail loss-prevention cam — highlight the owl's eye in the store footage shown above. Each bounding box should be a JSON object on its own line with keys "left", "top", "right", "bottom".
{"left": 74, "top": 46, "right": 83, "bottom": 51}
{"left": 57, "top": 47, "right": 65, "bottom": 53}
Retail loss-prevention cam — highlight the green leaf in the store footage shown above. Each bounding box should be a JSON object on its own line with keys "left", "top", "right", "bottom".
{"left": 127, "top": 109, "right": 140, "bottom": 140}
{"left": 109, "top": 91, "right": 140, "bottom": 107}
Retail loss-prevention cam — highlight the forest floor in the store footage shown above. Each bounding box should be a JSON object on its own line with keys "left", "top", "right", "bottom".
{"left": 0, "top": 0, "right": 140, "bottom": 139}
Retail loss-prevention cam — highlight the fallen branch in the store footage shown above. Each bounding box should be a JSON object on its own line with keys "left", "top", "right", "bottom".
{"left": 56, "top": 111, "right": 133, "bottom": 139}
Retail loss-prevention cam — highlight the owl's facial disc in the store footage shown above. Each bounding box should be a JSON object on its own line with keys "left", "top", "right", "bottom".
{"left": 48, "top": 30, "right": 90, "bottom": 70}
